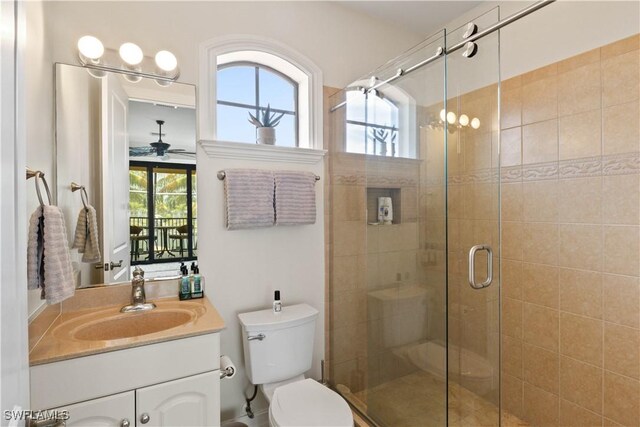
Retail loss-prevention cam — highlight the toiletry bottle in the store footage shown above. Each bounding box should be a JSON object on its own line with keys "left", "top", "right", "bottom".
{"left": 179, "top": 267, "right": 191, "bottom": 300}
{"left": 273, "top": 290, "right": 282, "bottom": 313}
{"left": 192, "top": 266, "right": 203, "bottom": 299}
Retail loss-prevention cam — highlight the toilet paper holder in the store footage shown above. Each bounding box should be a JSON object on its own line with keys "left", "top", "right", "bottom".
{"left": 220, "top": 355, "right": 236, "bottom": 380}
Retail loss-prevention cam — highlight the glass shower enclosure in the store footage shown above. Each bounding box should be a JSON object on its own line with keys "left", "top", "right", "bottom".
{"left": 328, "top": 8, "right": 501, "bottom": 426}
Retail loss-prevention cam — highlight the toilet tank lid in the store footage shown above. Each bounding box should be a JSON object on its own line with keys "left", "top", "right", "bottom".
{"left": 238, "top": 303, "right": 319, "bottom": 332}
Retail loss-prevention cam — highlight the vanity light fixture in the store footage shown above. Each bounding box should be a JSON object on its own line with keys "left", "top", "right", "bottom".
{"left": 77, "top": 35, "right": 107, "bottom": 78}
{"left": 76, "top": 36, "right": 179, "bottom": 84}
{"left": 77, "top": 35, "right": 104, "bottom": 62}
{"left": 154, "top": 50, "right": 180, "bottom": 87}
{"left": 119, "top": 42, "right": 144, "bottom": 82}
{"left": 431, "top": 109, "right": 480, "bottom": 132}
{"left": 119, "top": 42, "right": 144, "bottom": 66}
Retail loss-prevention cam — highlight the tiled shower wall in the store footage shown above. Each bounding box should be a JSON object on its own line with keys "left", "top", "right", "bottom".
{"left": 500, "top": 34, "right": 640, "bottom": 426}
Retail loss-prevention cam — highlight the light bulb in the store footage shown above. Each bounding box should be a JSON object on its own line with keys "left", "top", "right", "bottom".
{"left": 459, "top": 114, "right": 469, "bottom": 126}
{"left": 119, "top": 42, "right": 143, "bottom": 66}
{"left": 439, "top": 109, "right": 446, "bottom": 122}
{"left": 77, "top": 36, "right": 104, "bottom": 60}
{"left": 155, "top": 50, "right": 177, "bottom": 72}
{"left": 447, "top": 112, "right": 457, "bottom": 125}
{"left": 471, "top": 117, "right": 481, "bottom": 129}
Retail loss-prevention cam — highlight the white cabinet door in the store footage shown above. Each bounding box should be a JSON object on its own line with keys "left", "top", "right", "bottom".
{"left": 54, "top": 391, "right": 134, "bottom": 427}
{"left": 136, "top": 371, "right": 220, "bottom": 427}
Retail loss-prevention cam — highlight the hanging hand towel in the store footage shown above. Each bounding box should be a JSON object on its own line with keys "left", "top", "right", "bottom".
{"left": 27, "top": 206, "right": 45, "bottom": 291}
{"left": 72, "top": 205, "right": 101, "bottom": 262}
{"left": 224, "top": 169, "right": 275, "bottom": 230}
{"left": 27, "top": 205, "right": 75, "bottom": 304}
{"left": 274, "top": 171, "right": 317, "bottom": 226}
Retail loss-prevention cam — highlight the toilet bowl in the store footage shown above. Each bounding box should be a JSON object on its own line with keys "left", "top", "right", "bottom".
{"left": 239, "top": 303, "right": 353, "bottom": 427}
{"left": 267, "top": 378, "right": 353, "bottom": 427}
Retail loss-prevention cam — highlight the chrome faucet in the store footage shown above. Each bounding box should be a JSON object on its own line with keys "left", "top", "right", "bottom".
{"left": 121, "top": 266, "right": 157, "bottom": 313}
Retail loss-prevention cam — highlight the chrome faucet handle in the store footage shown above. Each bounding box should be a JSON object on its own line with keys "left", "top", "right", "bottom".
{"left": 121, "top": 267, "right": 156, "bottom": 313}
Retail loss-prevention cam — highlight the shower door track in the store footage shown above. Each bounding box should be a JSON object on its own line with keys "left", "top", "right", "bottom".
{"left": 328, "top": 0, "right": 555, "bottom": 113}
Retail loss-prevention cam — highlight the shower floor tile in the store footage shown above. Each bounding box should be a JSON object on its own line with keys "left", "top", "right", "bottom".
{"left": 346, "top": 370, "right": 528, "bottom": 427}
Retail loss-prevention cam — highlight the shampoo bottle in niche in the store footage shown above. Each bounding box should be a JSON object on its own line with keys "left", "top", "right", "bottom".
{"left": 273, "top": 290, "right": 282, "bottom": 313}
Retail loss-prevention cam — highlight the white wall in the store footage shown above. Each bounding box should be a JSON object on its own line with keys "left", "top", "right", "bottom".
{"left": 55, "top": 65, "right": 102, "bottom": 288}
{"left": 42, "top": 1, "right": 423, "bottom": 89}
{"left": 1, "top": 0, "right": 30, "bottom": 414}
{"left": 25, "top": 1, "right": 54, "bottom": 318}
{"left": 197, "top": 143, "right": 325, "bottom": 421}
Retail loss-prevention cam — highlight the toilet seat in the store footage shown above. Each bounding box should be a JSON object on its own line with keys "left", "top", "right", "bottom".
{"left": 269, "top": 379, "right": 353, "bottom": 427}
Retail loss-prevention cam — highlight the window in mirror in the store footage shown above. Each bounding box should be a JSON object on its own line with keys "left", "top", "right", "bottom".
{"left": 129, "top": 161, "right": 197, "bottom": 265}
{"left": 346, "top": 89, "right": 400, "bottom": 157}
{"left": 217, "top": 62, "right": 298, "bottom": 147}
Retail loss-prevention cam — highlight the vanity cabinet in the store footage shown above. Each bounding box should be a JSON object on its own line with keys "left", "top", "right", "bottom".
{"left": 32, "top": 333, "right": 221, "bottom": 427}
{"left": 53, "top": 372, "right": 218, "bottom": 427}
{"left": 53, "top": 392, "right": 134, "bottom": 426}
{"left": 136, "top": 371, "right": 219, "bottom": 426}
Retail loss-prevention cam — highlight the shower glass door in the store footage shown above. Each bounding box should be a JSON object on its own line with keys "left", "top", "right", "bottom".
{"left": 328, "top": 30, "right": 449, "bottom": 426}
{"left": 446, "top": 8, "right": 501, "bottom": 427}
{"left": 328, "top": 9, "right": 501, "bottom": 426}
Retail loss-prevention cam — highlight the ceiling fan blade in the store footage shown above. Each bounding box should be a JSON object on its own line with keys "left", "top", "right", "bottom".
{"left": 129, "top": 147, "right": 157, "bottom": 156}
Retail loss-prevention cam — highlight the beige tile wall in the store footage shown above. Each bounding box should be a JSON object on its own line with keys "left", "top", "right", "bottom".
{"left": 500, "top": 34, "right": 640, "bottom": 427}
{"left": 324, "top": 87, "right": 439, "bottom": 402}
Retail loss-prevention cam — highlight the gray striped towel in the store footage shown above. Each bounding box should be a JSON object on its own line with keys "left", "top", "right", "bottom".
{"left": 274, "top": 171, "right": 317, "bottom": 226}
{"left": 224, "top": 169, "right": 275, "bottom": 230}
{"left": 72, "top": 205, "right": 101, "bottom": 263}
{"left": 27, "top": 205, "right": 75, "bottom": 304}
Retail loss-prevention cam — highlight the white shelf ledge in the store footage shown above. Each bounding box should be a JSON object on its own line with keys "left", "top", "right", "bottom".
{"left": 198, "top": 140, "right": 326, "bottom": 164}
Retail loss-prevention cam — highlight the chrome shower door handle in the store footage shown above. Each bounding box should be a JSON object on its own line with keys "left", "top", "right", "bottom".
{"left": 468, "top": 244, "right": 493, "bottom": 289}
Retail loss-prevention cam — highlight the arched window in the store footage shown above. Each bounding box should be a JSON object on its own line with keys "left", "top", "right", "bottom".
{"left": 217, "top": 62, "right": 298, "bottom": 147}
{"left": 345, "top": 89, "right": 400, "bottom": 157}
{"left": 199, "top": 36, "right": 322, "bottom": 149}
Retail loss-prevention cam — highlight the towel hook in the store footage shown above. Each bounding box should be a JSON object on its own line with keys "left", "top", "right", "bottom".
{"left": 26, "top": 168, "right": 52, "bottom": 207}
{"left": 71, "top": 182, "right": 89, "bottom": 209}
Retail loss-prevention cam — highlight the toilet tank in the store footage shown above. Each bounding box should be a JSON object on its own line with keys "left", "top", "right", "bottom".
{"left": 238, "top": 303, "right": 318, "bottom": 385}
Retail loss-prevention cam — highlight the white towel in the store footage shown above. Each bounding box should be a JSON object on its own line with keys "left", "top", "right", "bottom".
{"left": 224, "top": 169, "right": 275, "bottom": 230}
{"left": 72, "top": 205, "right": 101, "bottom": 262}
{"left": 27, "top": 205, "right": 75, "bottom": 304}
{"left": 274, "top": 171, "right": 317, "bottom": 226}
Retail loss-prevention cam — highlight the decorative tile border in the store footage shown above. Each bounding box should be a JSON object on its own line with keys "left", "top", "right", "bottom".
{"left": 332, "top": 152, "right": 639, "bottom": 186}
{"left": 332, "top": 173, "right": 417, "bottom": 187}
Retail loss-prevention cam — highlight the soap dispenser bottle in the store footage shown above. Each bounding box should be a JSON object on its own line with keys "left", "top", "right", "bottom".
{"left": 273, "top": 290, "right": 282, "bottom": 313}
{"left": 179, "top": 266, "right": 191, "bottom": 300}
{"left": 191, "top": 266, "right": 203, "bottom": 299}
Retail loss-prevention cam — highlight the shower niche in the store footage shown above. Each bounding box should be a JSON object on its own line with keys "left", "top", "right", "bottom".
{"left": 366, "top": 187, "right": 402, "bottom": 225}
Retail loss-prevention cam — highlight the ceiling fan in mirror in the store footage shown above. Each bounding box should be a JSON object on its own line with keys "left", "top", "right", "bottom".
{"left": 129, "top": 120, "right": 195, "bottom": 160}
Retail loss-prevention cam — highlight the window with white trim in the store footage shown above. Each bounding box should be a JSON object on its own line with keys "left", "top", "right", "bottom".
{"left": 217, "top": 62, "right": 298, "bottom": 147}
{"left": 342, "top": 82, "right": 416, "bottom": 159}
{"left": 346, "top": 89, "right": 400, "bottom": 157}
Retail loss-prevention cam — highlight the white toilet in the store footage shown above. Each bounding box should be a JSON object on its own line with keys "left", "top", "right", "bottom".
{"left": 238, "top": 303, "right": 353, "bottom": 427}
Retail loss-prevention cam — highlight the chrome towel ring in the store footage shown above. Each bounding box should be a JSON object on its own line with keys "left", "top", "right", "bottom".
{"left": 26, "top": 168, "right": 52, "bottom": 207}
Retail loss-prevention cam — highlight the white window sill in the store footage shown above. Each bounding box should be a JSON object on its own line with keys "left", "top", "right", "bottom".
{"left": 198, "top": 140, "right": 326, "bottom": 164}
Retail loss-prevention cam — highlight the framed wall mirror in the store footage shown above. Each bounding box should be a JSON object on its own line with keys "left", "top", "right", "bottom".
{"left": 55, "top": 63, "right": 197, "bottom": 287}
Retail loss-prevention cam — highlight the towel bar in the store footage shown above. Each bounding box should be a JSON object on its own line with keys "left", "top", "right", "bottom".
{"left": 71, "top": 182, "right": 90, "bottom": 209}
{"left": 217, "top": 170, "right": 320, "bottom": 181}
{"left": 26, "top": 167, "right": 52, "bottom": 206}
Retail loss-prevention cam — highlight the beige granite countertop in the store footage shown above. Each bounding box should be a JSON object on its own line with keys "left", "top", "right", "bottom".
{"left": 29, "top": 296, "right": 225, "bottom": 366}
